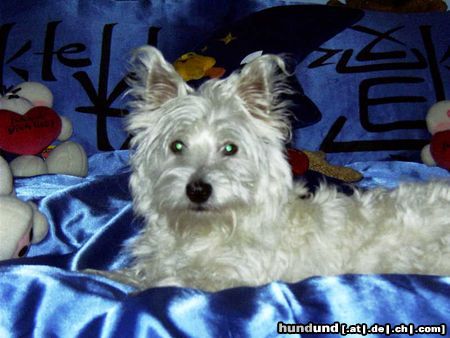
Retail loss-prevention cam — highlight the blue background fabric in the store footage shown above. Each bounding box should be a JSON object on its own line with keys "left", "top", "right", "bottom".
{"left": 296, "top": 10, "right": 450, "bottom": 164}
{"left": 1, "top": 1, "right": 450, "bottom": 337}
{"left": 0, "top": 0, "right": 308, "bottom": 155}
{"left": 185, "top": 7, "right": 450, "bottom": 164}
{"left": 180, "top": 5, "right": 363, "bottom": 130}
{"left": 2, "top": 2, "right": 447, "bottom": 163}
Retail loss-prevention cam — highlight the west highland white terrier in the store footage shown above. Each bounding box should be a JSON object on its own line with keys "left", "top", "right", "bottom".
{"left": 117, "top": 46, "right": 450, "bottom": 292}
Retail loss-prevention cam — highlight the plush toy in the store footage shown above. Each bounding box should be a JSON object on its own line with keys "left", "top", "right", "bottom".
{"left": 0, "top": 82, "right": 88, "bottom": 177}
{"left": 174, "top": 52, "right": 226, "bottom": 81}
{"left": 0, "top": 155, "right": 48, "bottom": 260}
{"left": 421, "top": 101, "right": 450, "bottom": 170}
{"left": 287, "top": 148, "right": 363, "bottom": 182}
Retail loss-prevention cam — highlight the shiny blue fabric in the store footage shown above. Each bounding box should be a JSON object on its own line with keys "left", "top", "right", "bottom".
{"left": 1, "top": 151, "right": 450, "bottom": 337}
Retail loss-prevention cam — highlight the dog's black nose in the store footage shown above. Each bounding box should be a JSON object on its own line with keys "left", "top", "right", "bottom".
{"left": 186, "top": 180, "right": 212, "bottom": 204}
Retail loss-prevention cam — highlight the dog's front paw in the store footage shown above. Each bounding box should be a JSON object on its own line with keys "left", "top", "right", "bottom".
{"left": 152, "top": 276, "right": 186, "bottom": 288}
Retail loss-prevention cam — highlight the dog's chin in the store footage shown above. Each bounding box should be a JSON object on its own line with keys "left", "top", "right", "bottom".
{"left": 161, "top": 203, "right": 228, "bottom": 235}
{"left": 158, "top": 203, "right": 219, "bottom": 219}
{"left": 160, "top": 199, "right": 252, "bottom": 223}
{"left": 187, "top": 203, "right": 217, "bottom": 214}
{"left": 190, "top": 205, "right": 209, "bottom": 212}
{"left": 186, "top": 199, "right": 254, "bottom": 215}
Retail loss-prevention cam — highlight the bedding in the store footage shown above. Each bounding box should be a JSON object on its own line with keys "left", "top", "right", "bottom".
{"left": 1, "top": 1, "right": 450, "bottom": 337}
{"left": 2, "top": 153, "right": 450, "bottom": 337}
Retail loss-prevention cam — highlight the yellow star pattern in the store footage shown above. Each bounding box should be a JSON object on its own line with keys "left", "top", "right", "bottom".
{"left": 219, "top": 32, "right": 237, "bottom": 45}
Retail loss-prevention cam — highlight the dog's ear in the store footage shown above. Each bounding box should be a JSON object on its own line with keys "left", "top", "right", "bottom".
{"left": 235, "top": 55, "right": 292, "bottom": 139}
{"left": 127, "top": 46, "right": 190, "bottom": 109}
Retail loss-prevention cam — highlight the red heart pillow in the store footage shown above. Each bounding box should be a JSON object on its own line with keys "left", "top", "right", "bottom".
{"left": 430, "top": 130, "right": 450, "bottom": 170}
{"left": 0, "top": 107, "right": 62, "bottom": 155}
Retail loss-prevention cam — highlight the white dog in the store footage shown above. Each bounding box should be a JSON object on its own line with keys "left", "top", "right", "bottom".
{"left": 118, "top": 46, "right": 450, "bottom": 292}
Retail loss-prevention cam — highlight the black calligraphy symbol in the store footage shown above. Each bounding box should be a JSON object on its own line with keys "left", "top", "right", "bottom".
{"left": 306, "top": 25, "right": 448, "bottom": 155}
{"left": 34, "top": 21, "right": 92, "bottom": 82}
{"left": 73, "top": 24, "right": 161, "bottom": 151}
{"left": 336, "top": 25, "right": 427, "bottom": 73}
{"left": 441, "top": 46, "right": 450, "bottom": 70}
{"left": 308, "top": 48, "right": 343, "bottom": 68}
{"left": 0, "top": 23, "right": 32, "bottom": 87}
{"left": 359, "top": 77, "right": 427, "bottom": 132}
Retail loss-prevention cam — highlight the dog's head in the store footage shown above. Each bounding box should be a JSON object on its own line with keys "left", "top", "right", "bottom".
{"left": 126, "top": 46, "right": 293, "bottom": 228}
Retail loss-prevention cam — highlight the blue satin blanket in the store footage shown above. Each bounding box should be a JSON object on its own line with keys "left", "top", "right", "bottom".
{"left": 1, "top": 151, "right": 450, "bottom": 337}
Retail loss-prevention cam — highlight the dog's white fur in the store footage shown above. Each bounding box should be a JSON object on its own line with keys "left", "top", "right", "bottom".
{"left": 122, "top": 46, "right": 450, "bottom": 291}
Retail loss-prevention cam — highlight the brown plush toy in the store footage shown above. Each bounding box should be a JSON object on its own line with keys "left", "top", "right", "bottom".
{"left": 287, "top": 148, "right": 363, "bottom": 183}
{"left": 327, "top": 0, "right": 447, "bottom": 12}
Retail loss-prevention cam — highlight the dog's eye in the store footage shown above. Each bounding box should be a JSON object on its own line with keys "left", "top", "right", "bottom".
{"left": 170, "top": 140, "right": 185, "bottom": 154}
{"left": 222, "top": 143, "right": 238, "bottom": 156}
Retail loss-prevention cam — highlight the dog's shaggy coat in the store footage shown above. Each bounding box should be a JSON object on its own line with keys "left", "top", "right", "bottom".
{"left": 119, "top": 46, "right": 450, "bottom": 291}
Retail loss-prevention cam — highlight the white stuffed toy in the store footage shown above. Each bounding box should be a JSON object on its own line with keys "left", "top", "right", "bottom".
{"left": 0, "top": 155, "right": 48, "bottom": 260}
{"left": 0, "top": 82, "right": 88, "bottom": 177}
{"left": 421, "top": 100, "right": 450, "bottom": 170}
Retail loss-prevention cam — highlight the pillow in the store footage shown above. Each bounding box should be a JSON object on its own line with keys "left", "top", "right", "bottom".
{"left": 0, "top": 0, "right": 297, "bottom": 155}
{"left": 295, "top": 10, "right": 450, "bottom": 164}
{"left": 173, "top": 5, "right": 363, "bottom": 129}
{"left": 177, "top": 7, "right": 450, "bottom": 165}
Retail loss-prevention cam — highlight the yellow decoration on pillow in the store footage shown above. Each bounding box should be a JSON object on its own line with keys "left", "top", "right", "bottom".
{"left": 219, "top": 32, "right": 237, "bottom": 45}
{"left": 174, "top": 52, "right": 225, "bottom": 81}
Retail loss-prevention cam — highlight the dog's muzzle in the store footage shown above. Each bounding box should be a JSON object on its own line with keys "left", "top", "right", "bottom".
{"left": 186, "top": 180, "right": 212, "bottom": 204}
